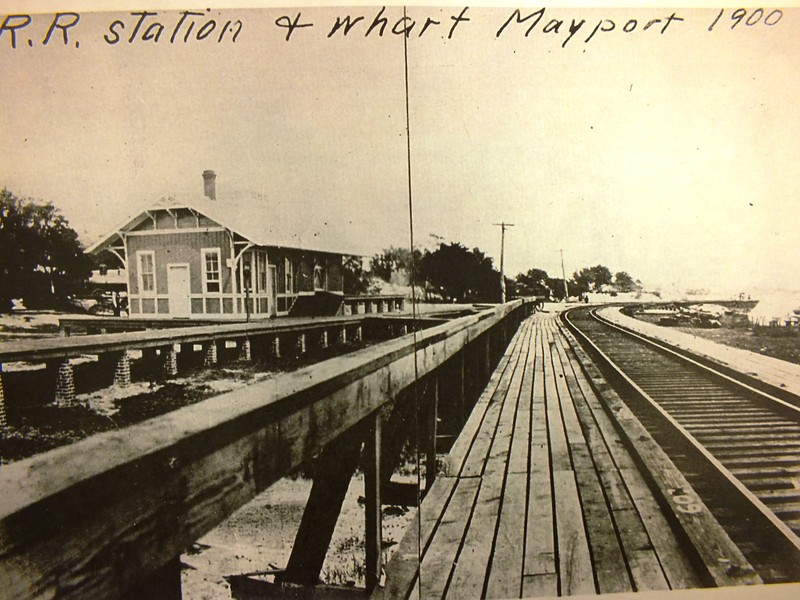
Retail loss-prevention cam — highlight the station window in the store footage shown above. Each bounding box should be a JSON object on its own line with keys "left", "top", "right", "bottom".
{"left": 137, "top": 251, "right": 155, "bottom": 294}
{"left": 256, "top": 253, "right": 267, "bottom": 293}
{"left": 285, "top": 257, "right": 293, "bottom": 294}
{"left": 202, "top": 248, "right": 221, "bottom": 293}
{"left": 314, "top": 265, "right": 325, "bottom": 290}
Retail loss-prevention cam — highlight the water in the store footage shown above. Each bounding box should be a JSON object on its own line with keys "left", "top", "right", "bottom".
{"left": 655, "top": 285, "right": 799, "bottom": 325}
{"left": 748, "top": 287, "right": 800, "bottom": 324}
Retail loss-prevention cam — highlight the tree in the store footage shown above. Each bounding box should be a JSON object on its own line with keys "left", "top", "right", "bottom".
{"left": 571, "top": 270, "right": 591, "bottom": 296}
{"left": 418, "top": 242, "right": 500, "bottom": 303}
{"left": 0, "top": 189, "right": 91, "bottom": 311}
{"left": 573, "top": 265, "right": 613, "bottom": 293}
{"left": 504, "top": 276, "right": 518, "bottom": 299}
{"left": 544, "top": 276, "right": 583, "bottom": 301}
{"left": 516, "top": 268, "right": 549, "bottom": 298}
{"left": 613, "top": 271, "right": 639, "bottom": 293}
{"left": 370, "top": 246, "right": 421, "bottom": 286}
{"left": 342, "top": 256, "right": 379, "bottom": 295}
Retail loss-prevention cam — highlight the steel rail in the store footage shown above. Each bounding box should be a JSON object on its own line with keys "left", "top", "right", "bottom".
{"left": 562, "top": 306, "right": 800, "bottom": 581}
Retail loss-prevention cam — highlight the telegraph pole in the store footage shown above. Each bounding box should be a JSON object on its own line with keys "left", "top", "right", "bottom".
{"left": 560, "top": 249, "right": 569, "bottom": 302}
{"left": 494, "top": 222, "right": 514, "bottom": 303}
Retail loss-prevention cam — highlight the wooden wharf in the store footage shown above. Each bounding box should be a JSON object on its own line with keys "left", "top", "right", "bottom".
{"left": 377, "top": 311, "right": 763, "bottom": 599}
{"left": 0, "top": 301, "right": 531, "bottom": 600}
{"left": 3, "top": 301, "right": 797, "bottom": 599}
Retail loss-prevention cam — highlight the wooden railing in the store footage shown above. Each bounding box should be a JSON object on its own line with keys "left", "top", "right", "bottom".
{"left": 0, "top": 313, "right": 444, "bottom": 410}
{"left": 0, "top": 300, "right": 532, "bottom": 599}
{"left": 342, "top": 294, "right": 406, "bottom": 315}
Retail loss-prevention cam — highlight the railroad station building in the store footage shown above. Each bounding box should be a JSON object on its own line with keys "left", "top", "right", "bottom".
{"left": 88, "top": 170, "right": 352, "bottom": 319}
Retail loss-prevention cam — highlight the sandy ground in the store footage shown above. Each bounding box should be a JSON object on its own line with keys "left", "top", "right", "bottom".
{"left": 0, "top": 311, "right": 62, "bottom": 339}
{"left": 181, "top": 474, "right": 416, "bottom": 599}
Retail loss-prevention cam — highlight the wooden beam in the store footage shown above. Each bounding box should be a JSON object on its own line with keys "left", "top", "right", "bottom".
{"left": 280, "top": 425, "right": 365, "bottom": 586}
{"left": 378, "top": 393, "right": 415, "bottom": 495}
{"left": 484, "top": 333, "right": 491, "bottom": 381}
{"left": 0, "top": 363, "right": 7, "bottom": 429}
{"left": 457, "top": 350, "right": 466, "bottom": 424}
{"left": 425, "top": 375, "right": 439, "bottom": 490}
{"left": 363, "top": 414, "right": 382, "bottom": 592}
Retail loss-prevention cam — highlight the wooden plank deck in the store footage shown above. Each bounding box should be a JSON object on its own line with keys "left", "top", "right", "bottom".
{"left": 376, "top": 311, "right": 737, "bottom": 599}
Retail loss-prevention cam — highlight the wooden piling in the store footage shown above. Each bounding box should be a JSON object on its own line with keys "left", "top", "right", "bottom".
{"left": 364, "top": 414, "right": 383, "bottom": 592}
{"left": 426, "top": 376, "right": 440, "bottom": 490}
{"left": 0, "top": 363, "right": 7, "bottom": 429}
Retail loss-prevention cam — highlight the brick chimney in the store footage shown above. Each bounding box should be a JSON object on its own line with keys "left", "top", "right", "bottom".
{"left": 202, "top": 170, "right": 217, "bottom": 200}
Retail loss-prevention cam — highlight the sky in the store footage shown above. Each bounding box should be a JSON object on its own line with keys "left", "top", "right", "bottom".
{"left": 2, "top": 3, "right": 799, "bottom": 296}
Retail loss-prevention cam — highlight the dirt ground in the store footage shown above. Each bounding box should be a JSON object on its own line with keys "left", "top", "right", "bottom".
{"left": 181, "top": 474, "right": 417, "bottom": 598}
{"left": 634, "top": 313, "right": 800, "bottom": 366}
{"left": 671, "top": 326, "right": 800, "bottom": 365}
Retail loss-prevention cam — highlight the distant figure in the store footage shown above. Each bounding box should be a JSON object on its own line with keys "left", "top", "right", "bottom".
{"left": 533, "top": 297, "right": 545, "bottom": 312}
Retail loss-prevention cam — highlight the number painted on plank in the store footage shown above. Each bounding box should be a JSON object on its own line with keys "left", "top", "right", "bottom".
{"left": 673, "top": 493, "right": 703, "bottom": 514}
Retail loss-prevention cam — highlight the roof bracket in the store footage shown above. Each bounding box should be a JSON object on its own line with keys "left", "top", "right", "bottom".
{"left": 165, "top": 207, "right": 179, "bottom": 228}
{"left": 234, "top": 242, "right": 255, "bottom": 264}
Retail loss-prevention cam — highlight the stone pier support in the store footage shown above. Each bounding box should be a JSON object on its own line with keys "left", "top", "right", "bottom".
{"left": 203, "top": 342, "right": 218, "bottom": 367}
{"left": 296, "top": 333, "right": 306, "bottom": 355}
{"left": 271, "top": 336, "right": 281, "bottom": 359}
{"left": 319, "top": 330, "right": 328, "bottom": 350}
{"left": 340, "top": 325, "right": 348, "bottom": 344}
{"left": 162, "top": 345, "right": 178, "bottom": 379}
{"left": 112, "top": 351, "right": 131, "bottom": 388}
{"left": 51, "top": 359, "right": 75, "bottom": 406}
{"left": 355, "top": 325, "right": 362, "bottom": 342}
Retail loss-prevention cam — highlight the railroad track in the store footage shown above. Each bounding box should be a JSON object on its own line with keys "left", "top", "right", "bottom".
{"left": 562, "top": 306, "right": 800, "bottom": 583}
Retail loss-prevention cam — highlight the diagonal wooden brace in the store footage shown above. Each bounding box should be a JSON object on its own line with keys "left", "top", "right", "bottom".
{"left": 278, "top": 421, "right": 367, "bottom": 587}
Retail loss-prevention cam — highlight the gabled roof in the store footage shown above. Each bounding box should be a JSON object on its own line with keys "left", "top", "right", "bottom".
{"left": 88, "top": 195, "right": 364, "bottom": 257}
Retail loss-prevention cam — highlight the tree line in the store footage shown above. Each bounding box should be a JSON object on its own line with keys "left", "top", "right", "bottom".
{"left": 515, "top": 264, "right": 643, "bottom": 301}
{"left": 348, "top": 243, "right": 644, "bottom": 303}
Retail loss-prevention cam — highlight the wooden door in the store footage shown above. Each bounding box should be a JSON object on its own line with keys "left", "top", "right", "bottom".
{"left": 167, "top": 264, "right": 191, "bottom": 317}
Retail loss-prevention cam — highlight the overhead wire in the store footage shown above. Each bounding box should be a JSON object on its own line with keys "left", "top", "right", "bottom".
{"left": 400, "top": 5, "right": 424, "bottom": 597}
